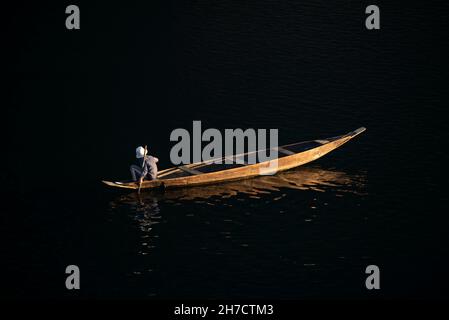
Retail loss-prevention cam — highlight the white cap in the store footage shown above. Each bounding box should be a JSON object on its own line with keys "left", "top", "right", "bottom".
{"left": 136, "top": 146, "right": 147, "bottom": 159}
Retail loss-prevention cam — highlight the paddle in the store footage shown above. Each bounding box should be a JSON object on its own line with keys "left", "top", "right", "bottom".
{"left": 138, "top": 145, "right": 147, "bottom": 194}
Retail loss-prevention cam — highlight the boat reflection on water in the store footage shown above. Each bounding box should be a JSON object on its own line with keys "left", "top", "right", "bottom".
{"left": 108, "top": 165, "right": 366, "bottom": 259}
{"left": 110, "top": 165, "right": 366, "bottom": 205}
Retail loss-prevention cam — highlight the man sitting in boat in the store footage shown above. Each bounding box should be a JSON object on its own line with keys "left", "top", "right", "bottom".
{"left": 130, "top": 146, "right": 159, "bottom": 183}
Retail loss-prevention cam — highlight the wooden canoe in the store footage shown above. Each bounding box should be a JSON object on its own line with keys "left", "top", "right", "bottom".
{"left": 102, "top": 127, "right": 366, "bottom": 190}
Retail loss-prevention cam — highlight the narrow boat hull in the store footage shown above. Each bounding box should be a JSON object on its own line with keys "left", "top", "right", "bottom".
{"left": 102, "top": 127, "right": 366, "bottom": 190}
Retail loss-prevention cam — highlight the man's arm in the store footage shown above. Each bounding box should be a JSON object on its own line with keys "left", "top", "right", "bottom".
{"left": 141, "top": 159, "right": 149, "bottom": 180}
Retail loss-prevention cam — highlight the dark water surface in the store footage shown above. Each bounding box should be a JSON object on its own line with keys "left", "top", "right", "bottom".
{"left": 3, "top": 1, "right": 448, "bottom": 299}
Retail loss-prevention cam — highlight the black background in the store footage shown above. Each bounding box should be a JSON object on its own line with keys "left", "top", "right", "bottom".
{"left": 2, "top": 0, "right": 449, "bottom": 301}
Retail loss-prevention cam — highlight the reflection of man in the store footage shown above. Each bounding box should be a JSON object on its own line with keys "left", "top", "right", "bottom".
{"left": 130, "top": 146, "right": 159, "bottom": 183}
{"left": 134, "top": 197, "right": 160, "bottom": 237}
